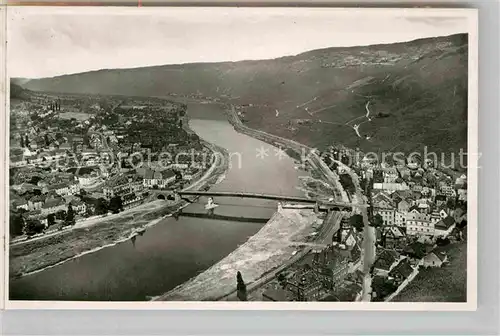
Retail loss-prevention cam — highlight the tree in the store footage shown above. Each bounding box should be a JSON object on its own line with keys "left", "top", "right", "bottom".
{"left": 174, "top": 170, "right": 182, "bottom": 181}
{"left": 29, "top": 176, "right": 42, "bottom": 185}
{"left": 47, "top": 213, "right": 56, "bottom": 226}
{"left": 349, "top": 214, "right": 364, "bottom": 232}
{"left": 20, "top": 135, "right": 24, "bottom": 148}
{"left": 65, "top": 204, "right": 75, "bottom": 226}
{"left": 25, "top": 219, "right": 45, "bottom": 237}
{"left": 9, "top": 212, "right": 25, "bottom": 237}
{"left": 372, "top": 277, "right": 397, "bottom": 302}
{"left": 339, "top": 174, "right": 356, "bottom": 194}
{"left": 371, "top": 213, "right": 384, "bottom": 228}
{"left": 95, "top": 198, "right": 109, "bottom": 215}
{"left": 277, "top": 273, "right": 287, "bottom": 289}
{"left": 236, "top": 271, "right": 248, "bottom": 301}
{"left": 55, "top": 210, "right": 67, "bottom": 220}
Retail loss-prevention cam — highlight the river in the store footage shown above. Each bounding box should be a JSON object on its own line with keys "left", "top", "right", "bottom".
{"left": 9, "top": 103, "right": 310, "bottom": 301}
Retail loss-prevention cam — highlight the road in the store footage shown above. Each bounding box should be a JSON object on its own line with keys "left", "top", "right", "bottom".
{"left": 327, "top": 157, "right": 375, "bottom": 301}
{"left": 10, "top": 200, "right": 167, "bottom": 247}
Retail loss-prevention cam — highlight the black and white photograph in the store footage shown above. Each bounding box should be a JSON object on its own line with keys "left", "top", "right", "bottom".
{"left": 4, "top": 7, "right": 478, "bottom": 309}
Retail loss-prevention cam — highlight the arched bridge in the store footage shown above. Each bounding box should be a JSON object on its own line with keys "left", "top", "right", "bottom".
{"left": 176, "top": 190, "right": 361, "bottom": 209}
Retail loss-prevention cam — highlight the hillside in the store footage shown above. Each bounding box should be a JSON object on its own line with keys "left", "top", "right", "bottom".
{"left": 22, "top": 34, "right": 468, "bottom": 160}
{"left": 10, "top": 83, "right": 30, "bottom": 100}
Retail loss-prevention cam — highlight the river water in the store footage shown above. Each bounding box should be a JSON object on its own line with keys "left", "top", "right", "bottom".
{"left": 10, "top": 103, "right": 309, "bottom": 301}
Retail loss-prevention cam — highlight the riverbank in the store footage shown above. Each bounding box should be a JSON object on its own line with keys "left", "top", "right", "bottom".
{"left": 9, "top": 140, "right": 230, "bottom": 280}
{"left": 226, "top": 105, "right": 349, "bottom": 203}
{"left": 156, "top": 207, "right": 323, "bottom": 301}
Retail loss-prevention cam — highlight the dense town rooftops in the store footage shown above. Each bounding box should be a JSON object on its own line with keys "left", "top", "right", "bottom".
{"left": 389, "top": 259, "right": 413, "bottom": 279}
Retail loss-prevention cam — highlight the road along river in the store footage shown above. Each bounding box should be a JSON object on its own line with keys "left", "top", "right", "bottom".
{"left": 9, "top": 103, "right": 313, "bottom": 301}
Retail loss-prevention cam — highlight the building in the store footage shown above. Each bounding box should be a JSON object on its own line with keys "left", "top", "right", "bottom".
{"left": 340, "top": 227, "right": 359, "bottom": 249}
{"left": 383, "top": 167, "right": 399, "bottom": 183}
{"left": 41, "top": 198, "right": 67, "bottom": 215}
{"left": 182, "top": 168, "right": 202, "bottom": 182}
{"left": 457, "top": 188, "right": 467, "bottom": 202}
{"left": 285, "top": 268, "right": 323, "bottom": 301}
{"left": 27, "top": 196, "right": 45, "bottom": 211}
{"left": 10, "top": 155, "right": 28, "bottom": 168}
{"left": 103, "top": 174, "right": 144, "bottom": 199}
{"left": 396, "top": 166, "right": 411, "bottom": 180}
{"left": 71, "top": 199, "right": 87, "bottom": 215}
{"left": 382, "top": 226, "right": 406, "bottom": 249}
{"left": 394, "top": 211, "right": 407, "bottom": 227}
{"left": 434, "top": 216, "right": 456, "bottom": 238}
{"left": 406, "top": 209, "right": 433, "bottom": 236}
{"left": 49, "top": 182, "right": 71, "bottom": 197}
{"left": 397, "top": 199, "right": 410, "bottom": 212}
{"left": 143, "top": 169, "right": 177, "bottom": 189}
{"left": 312, "top": 244, "right": 352, "bottom": 289}
{"left": 13, "top": 199, "right": 29, "bottom": 211}
{"left": 372, "top": 192, "right": 395, "bottom": 226}
{"left": 440, "top": 185, "right": 456, "bottom": 197}
{"left": 78, "top": 173, "right": 99, "bottom": 187}
{"left": 373, "top": 182, "right": 410, "bottom": 192}
{"left": 429, "top": 213, "right": 442, "bottom": 226}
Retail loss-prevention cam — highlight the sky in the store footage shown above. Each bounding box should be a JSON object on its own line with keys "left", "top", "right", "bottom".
{"left": 7, "top": 7, "right": 471, "bottom": 78}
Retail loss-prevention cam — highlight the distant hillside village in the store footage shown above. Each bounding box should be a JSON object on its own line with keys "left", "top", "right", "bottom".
{"left": 9, "top": 86, "right": 210, "bottom": 239}
{"left": 256, "top": 145, "right": 467, "bottom": 302}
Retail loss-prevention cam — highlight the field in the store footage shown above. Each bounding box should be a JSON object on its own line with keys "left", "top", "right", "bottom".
{"left": 392, "top": 242, "right": 467, "bottom": 302}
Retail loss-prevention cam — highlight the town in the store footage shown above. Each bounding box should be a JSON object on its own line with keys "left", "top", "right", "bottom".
{"left": 9, "top": 88, "right": 213, "bottom": 242}
{"left": 254, "top": 145, "right": 468, "bottom": 302}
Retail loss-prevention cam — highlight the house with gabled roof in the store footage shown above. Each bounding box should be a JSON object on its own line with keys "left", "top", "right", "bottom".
{"left": 388, "top": 258, "right": 414, "bottom": 284}
{"left": 41, "top": 197, "right": 67, "bottom": 215}
{"left": 434, "top": 215, "right": 456, "bottom": 238}
{"left": 403, "top": 241, "right": 433, "bottom": 259}
{"left": 382, "top": 226, "right": 406, "bottom": 250}
{"left": 372, "top": 248, "right": 401, "bottom": 276}
{"left": 422, "top": 249, "right": 448, "bottom": 268}
{"left": 397, "top": 199, "right": 410, "bottom": 212}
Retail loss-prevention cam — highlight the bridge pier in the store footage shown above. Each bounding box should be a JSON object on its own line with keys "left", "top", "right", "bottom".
{"left": 277, "top": 202, "right": 283, "bottom": 213}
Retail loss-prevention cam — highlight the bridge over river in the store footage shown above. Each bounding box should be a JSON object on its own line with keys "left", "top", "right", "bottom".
{"left": 177, "top": 190, "right": 364, "bottom": 210}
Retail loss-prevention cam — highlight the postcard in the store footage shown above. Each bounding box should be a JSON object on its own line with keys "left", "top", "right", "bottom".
{"left": 2, "top": 6, "right": 478, "bottom": 310}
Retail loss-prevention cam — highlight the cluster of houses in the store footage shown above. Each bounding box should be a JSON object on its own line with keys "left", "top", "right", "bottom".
{"left": 9, "top": 93, "right": 210, "bottom": 238}
{"left": 365, "top": 165, "right": 467, "bottom": 301}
